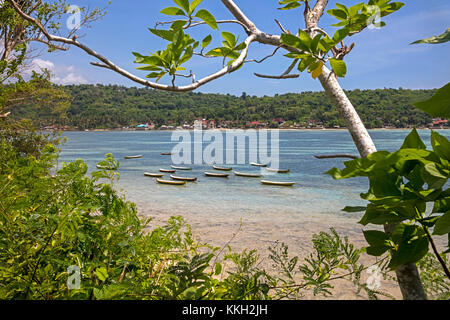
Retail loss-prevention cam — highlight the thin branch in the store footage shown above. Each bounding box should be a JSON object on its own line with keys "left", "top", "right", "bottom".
{"left": 423, "top": 227, "right": 450, "bottom": 280}
{"left": 274, "top": 19, "right": 289, "bottom": 34}
{"left": 7, "top": 0, "right": 257, "bottom": 92}
{"left": 254, "top": 59, "right": 300, "bottom": 79}
{"left": 314, "top": 154, "right": 359, "bottom": 160}
{"left": 245, "top": 46, "right": 281, "bottom": 64}
{"left": 154, "top": 19, "right": 250, "bottom": 33}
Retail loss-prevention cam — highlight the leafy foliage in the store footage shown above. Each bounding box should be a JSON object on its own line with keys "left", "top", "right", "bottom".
{"left": 411, "top": 28, "right": 450, "bottom": 45}
{"left": 9, "top": 85, "right": 436, "bottom": 130}
{"left": 327, "top": 129, "right": 450, "bottom": 270}
{"left": 279, "top": 1, "right": 404, "bottom": 78}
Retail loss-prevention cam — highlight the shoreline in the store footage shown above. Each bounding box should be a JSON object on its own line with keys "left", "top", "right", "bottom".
{"left": 53, "top": 127, "right": 448, "bottom": 133}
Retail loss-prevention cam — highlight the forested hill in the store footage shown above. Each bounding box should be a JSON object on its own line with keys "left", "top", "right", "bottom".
{"left": 14, "top": 84, "right": 436, "bottom": 129}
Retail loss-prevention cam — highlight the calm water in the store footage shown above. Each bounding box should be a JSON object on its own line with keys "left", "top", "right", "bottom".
{"left": 59, "top": 129, "right": 449, "bottom": 220}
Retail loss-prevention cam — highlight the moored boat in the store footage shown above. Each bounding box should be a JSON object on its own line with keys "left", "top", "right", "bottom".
{"left": 250, "top": 162, "right": 267, "bottom": 167}
{"left": 204, "top": 172, "right": 229, "bottom": 178}
{"left": 212, "top": 165, "right": 233, "bottom": 171}
{"left": 266, "top": 168, "right": 290, "bottom": 173}
{"left": 261, "top": 180, "right": 295, "bottom": 186}
{"left": 161, "top": 152, "right": 173, "bottom": 155}
{"left": 160, "top": 168, "right": 176, "bottom": 173}
{"left": 171, "top": 165, "right": 192, "bottom": 170}
{"left": 234, "top": 171, "right": 261, "bottom": 178}
{"left": 156, "top": 178, "right": 186, "bottom": 185}
{"left": 124, "top": 155, "right": 143, "bottom": 159}
{"left": 144, "top": 172, "right": 164, "bottom": 177}
{"left": 170, "top": 175, "right": 197, "bottom": 182}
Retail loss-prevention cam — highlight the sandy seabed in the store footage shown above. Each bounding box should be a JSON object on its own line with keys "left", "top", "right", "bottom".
{"left": 136, "top": 202, "right": 404, "bottom": 300}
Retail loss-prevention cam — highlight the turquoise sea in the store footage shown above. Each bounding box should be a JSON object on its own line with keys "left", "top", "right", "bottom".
{"left": 59, "top": 129, "right": 449, "bottom": 220}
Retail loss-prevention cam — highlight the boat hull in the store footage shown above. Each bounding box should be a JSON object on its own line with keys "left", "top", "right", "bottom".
{"left": 213, "top": 165, "right": 233, "bottom": 171}
{"left": 170, "top": 175, "right": 197, "bottom": 182}
{"left": 251, "top": 162, "right": 267, "bottom": 167}
{"left": 171, "top": 165, "right": 192, "bottom": 170}
{"left": 204, "top": 172, "right": 229, "bottom": 178}
{"left": 266, "top": 168, "right": 290, "bottom": 173}
{"left": 234, "top": 171, "right": 261, "bottom": 178}
{"left": 124, "top": 155, "right": 142, "bottom": 159}
{"left": 261, "top": 180, "right": 295, "bottom": 186}
{"left": 144, "top": 172, "right": 164, "bottom": 177}
{"left": 160, "top": 169, "right": 176, "bottom": 173}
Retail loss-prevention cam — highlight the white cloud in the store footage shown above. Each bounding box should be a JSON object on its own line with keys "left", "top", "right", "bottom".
{"left": 28, "top": 58, "right": 88, "bottom": 85}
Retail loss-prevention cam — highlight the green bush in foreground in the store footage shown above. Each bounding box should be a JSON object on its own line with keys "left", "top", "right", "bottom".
{"left": 0, "top": 130, "right": 448, "bottom": 300}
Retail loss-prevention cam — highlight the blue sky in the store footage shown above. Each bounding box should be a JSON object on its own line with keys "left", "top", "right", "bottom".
{"left": 35, "top": 0, "right": 450, "bottom": 96}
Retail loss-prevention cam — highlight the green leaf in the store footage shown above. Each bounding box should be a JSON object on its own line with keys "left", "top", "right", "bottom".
{"left": 400, "top": 128, "right": 426, "bottom": 150}
{"left": 411, "top": 28, "right": 450, "bottom": 44}
{"left": 389, "top": 224, "right": 429, "bottom": 269}
{"left": 329, "top": 58, "right": 347, "bottom": 77}
{"left": 149, "top": 28, "right": 175, "bottom": 41}
{"left": 327, "top": 8, "right": 348, "bottom": 20}
{"left": 221, "top": 32, "right": 236, "bottom": 48}
{"left": 431, "top": 130, "right": 450, "bottom": 161}
{"left": 160, "top": 7, "right": 186, "bottom": 16}
{"left": 332, "top": 28, "right": 349, "bottom": 43}
{"left": 95, "top": 267, "right": 108, "bottom": 282}
{"left": 278, "top": 2, "right": 301, "bottom": 10}
{"left": 189, "top": 0, "right": 203, "bottom": 14}
{"left": 195, "top": 9, "right": 218, "bottom": 30}
{"left": 342, "top": 206, "right": 366, "bottom": 213}
{"left": 214, "top": 262, "right": 222, "bottom": 275}
{"left": 173, "top": 0, "right": 190, "bottom": 13}
{"left": 413, "top": 82, "right": 450, "bottom": 118}
{"left": 201, "top": 34, "right": 212, "bottom": 48}
{"left": 363, "top": 230, "right": 391, "bottom": 256}
{"left": 280, "top": 34, "right": 309, "bottom": 52}
{"left": 433, "top": 211, "right": 450, "bottom": 236}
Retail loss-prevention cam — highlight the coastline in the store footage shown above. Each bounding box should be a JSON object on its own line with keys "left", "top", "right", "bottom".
{"left": 53, "top": 127, "right": 447, "bottom": 133}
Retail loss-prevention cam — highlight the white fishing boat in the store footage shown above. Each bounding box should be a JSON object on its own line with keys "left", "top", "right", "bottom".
{"left": 204, "top": 172, "right": 229, "bottom": 178}
{"left": 234, "top": 171, "right": 262, "bottom": 178}
{"left": 156, "top": 178, "right": 186, "bottom": 185}
{"left": 261, "top": 180, "right": 295, "bottom": 186}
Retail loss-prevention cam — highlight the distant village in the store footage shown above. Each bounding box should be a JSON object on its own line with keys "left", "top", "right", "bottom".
{"left": 95, "top": 117, "right": 449, "bottom": 131}
{"left": 44, "top": 117, "right": 449, "bottom": 131}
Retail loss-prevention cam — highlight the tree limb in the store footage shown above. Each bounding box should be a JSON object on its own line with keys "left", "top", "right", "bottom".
{"left": 7, "top": 0, "right": 257, "bottom": 92}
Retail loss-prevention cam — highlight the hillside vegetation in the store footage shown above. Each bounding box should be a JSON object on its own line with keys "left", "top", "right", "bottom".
{"left": 10, "top": 85, "right": 435, "bottom": 129}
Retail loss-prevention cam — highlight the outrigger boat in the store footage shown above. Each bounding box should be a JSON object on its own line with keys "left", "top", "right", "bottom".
{"left": 170, "top": 175, "right": 197, "bottom": 182}
{"left": 250, "top": 162, "right": 267, "bottom": 167}
{"left": 124, "top": 155, "right": 142, "bottom": 159}
{"left": 160, "top": 168, "right": 176, "bottom": 173}
{"left": 156, "top": 178, "right": 186, "bottom": 185}
{"left": 212, "top": 165, "right": 233, "bottom": 171}
{"left": 234, "top": 171, "right": 262, "bottom": 178}
{"left": 266, "top": 168, "right": 290, "bottom": 173}
{"left": 144, "top": 172, "right": 164, "bottom": 178}
{"left": 204, "top": 172, "right": 229, "bottom": 178}
{"left": 261, "top": 180, "right": 295, "bottom": 186}
{"left": 171, "top": 165, "right": 192, "bottom": 170}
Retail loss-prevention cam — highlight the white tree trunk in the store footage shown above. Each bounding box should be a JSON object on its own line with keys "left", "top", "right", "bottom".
{"left": 318, "top": 67, "right": 376, "bottom": 157}
{"left": 319, "top": 66, "right": 427, "bottom": 300}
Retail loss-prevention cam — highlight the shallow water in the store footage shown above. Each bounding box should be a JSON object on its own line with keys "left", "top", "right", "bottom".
{"left": 58, "top": 129, "right": 449, "bottom": 299}
{"left": 59, "top": 129, "right": 448, "bottom": 220}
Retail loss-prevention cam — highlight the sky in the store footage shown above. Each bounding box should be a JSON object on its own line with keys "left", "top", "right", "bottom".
{"left": 32, "top": 0, "right": 450, "bottom": 97}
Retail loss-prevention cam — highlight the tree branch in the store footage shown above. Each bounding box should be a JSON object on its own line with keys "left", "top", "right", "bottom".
{"left": 314, "top": 154, "right": 359, "bottom": 160}
{"left": 254, "top": 59, "right": 300, "bottom": 79}
{"left": 7, "top": 0, "right": 256, "bottom": 92}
